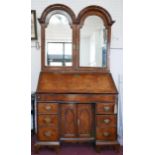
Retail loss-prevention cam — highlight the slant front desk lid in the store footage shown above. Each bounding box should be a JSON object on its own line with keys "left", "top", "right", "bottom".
{"left": 37, "top": 72, "right": 118, "bottom": 94}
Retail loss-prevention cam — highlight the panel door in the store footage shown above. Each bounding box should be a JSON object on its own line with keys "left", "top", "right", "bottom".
{"left": 60, "top": 104, "right": 77, "bottom": 138}
{"left": 77, "top": 104, "right": 93, "bottom": 138}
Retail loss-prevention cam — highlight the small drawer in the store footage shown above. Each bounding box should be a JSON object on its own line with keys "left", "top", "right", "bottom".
{"left": 38, "top": 127, "right": 59, "bottom": 141}
{"left": 96, "top": 115, "right": 116, "bottom": 127}
{"left": 96, "top": 103, "right": 114, "bottom": 114}
{"left": 96, "top": 127, "right": 116, "bottom": 141}
{"left": 38, "top": 103, "right": 58, "bottom": 114}
{"left": 38, "top": 115, "right": 58, "bottom": 127}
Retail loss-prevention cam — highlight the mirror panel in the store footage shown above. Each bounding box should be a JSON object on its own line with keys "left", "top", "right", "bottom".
{"left": 80, "top": 16, "right": 107, "bottom": 67}
{"left": 45, "top": 14, "right": 72, "bottom": 67}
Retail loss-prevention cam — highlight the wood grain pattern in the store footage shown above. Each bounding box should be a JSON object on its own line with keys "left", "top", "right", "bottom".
{"left": 38, "top": 115, "right": 58, "bottom": 127}
{"left": 38, "top": 103, "right": 58, "bottom": 114}
{"left": 37, "top": 72, "right": 117, "bottom": 93}
{"left": 60, "top": 104, "right": 77, "bottom": 138}
{"left": 77, "top": 104, "right": 93, "bottom": 138}
{"left": 38, "top": 127, "right": 59, "bottom": 141}
{"left": 35, "top": 4, "right": 119, "bottom": 153}
{"left": 96, "top": 127, "right": 116, "bottom": 141}
{"left": 96, "top": 115, "right": 116, "bottom": 127}
{"left": 96, "top": 103, "right": 115, "bottom": 114}
{"left": 36, "top": 94, "right": 116, "bottom": 102}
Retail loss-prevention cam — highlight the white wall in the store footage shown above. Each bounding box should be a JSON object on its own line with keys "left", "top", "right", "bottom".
{"left": 31, "top": 0, "right": 123, "bottom": 144}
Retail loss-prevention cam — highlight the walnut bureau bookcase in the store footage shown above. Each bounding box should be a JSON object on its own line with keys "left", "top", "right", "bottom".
{"left": 35, "top": 4, "right": 120, "bottom": 153}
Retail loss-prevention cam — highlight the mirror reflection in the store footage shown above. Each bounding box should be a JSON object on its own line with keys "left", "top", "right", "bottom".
{"left": 80, "top": 16, "right": 107, "bottom": 67}
{"left": 45, "top": 14, "right": 72, "bottom": 66}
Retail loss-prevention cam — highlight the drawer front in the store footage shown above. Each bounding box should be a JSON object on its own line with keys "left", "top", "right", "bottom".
{"left": 96, "top": 127, "right": 116, "bottom": 141}
{"left": 96, "top": 103, "right": 114, "bottom": 114}
{"left": 38, "top": 103, "right": 58, "bottom": 114}
{"left": 36, "top": 94, "right": 116, "bottom": 102}
{"left": 38, "top": 115, "right": 58, "bottom": 127}
{"left": 38, "top": 127, "right": 59, "bottom": 141}
{"left": 96, "top": 115, "right": 116, "bottom": 127}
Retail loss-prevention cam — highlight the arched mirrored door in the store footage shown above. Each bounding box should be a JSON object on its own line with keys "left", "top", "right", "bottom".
{"left": 39, "top": 4, "right": 114, "bottom": 72}
{"left": 80, "top": 15, "right": 108, "bottom": 68}
{"left": 45, "top": 13, "right": 72, "bottom": 67}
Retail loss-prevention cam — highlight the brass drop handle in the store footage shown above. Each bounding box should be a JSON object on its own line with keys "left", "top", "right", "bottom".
{"left": 44, "top": 131, "right": 52, "bottom": 137}
{"left": 103, "top": 132, "right": 110, "bottom": 137}
{"left": 45, "top": 105, "right": 51, "bottom": 111}
{"left": 103, "top": 119, "right": 110, "bottom": 124}
{"left": 44, "top": 117, "right": 51, "bottom": 123}
{"left": 104, "top": 106, "right": 110, "bottom": 112}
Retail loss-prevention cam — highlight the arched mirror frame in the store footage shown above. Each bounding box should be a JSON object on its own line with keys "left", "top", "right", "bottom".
{"left": 38, "top": 4, "right": 114, "bottom": 72}
{"left": 38, "top": 4, "right": 76, "bottom": 72}
{"left": 76, "top": 6, "right": 115, "bottom": 72}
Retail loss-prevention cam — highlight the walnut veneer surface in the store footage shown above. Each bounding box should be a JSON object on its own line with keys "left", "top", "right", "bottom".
{"left": 35, "top": 72, "right": 120, "bottom": 153}
{"left": 37, "top": 72, "right": 117, "bottom": 94}
{"left": 35, "top": 4, "right": 120, "bottom": 153}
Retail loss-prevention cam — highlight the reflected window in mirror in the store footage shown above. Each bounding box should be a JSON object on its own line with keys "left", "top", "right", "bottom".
{"left": 47, "top": 42, "right": 72, "bottom": 66}
{"left": 80, "top": 16, "right": 108, "bottom": 68}
{"left": 45, "top": 14, "right": 72, "bottom": 67}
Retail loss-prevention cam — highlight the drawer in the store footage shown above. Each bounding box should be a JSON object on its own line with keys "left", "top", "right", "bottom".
{"left": 38, "top": 103, "right": 58, "bottom": 114}
{"left": 96, "top": 127, "right": 116, "bottom": 141}
{"left": 96, "top": 115, "right": 116, "bottom": 127}
{"left": 38, "top": 127, "right": 59, "bottom": 141}
{"left": 38, "top": 115, "right": 58, "bottom": 127}
{"left": 96, "top": 103, "right": 114, "bottom": 114}
{"left": 36, "top": 94, "right": 116, "bottom": 102}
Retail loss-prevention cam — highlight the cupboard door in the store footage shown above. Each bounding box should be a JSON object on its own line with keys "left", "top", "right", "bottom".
{"left": 77, "top": 104, "right": 93, "bottom": 138}
{"left": 60, "top": 104, "right": 77, "bottom": 138}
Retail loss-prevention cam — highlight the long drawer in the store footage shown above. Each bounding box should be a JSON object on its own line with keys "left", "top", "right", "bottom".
{"left": 36, "top": 94, "right": 116, "bottom": 103}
